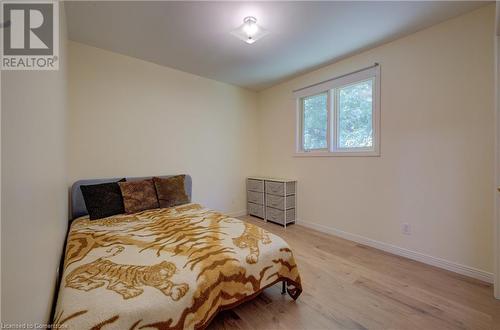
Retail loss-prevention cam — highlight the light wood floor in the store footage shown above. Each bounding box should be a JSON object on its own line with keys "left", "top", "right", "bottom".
{"left": 208, "top": 216, "right": 500, "bottom": 330}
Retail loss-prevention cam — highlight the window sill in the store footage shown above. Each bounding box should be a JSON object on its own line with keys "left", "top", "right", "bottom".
{"left": 293, "top": 151, "right": 380, "bottom": 157}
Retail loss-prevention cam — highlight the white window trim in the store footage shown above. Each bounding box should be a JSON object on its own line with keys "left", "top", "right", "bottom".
{"left": 294, "top": 65, "right": 380, "bottom": 157}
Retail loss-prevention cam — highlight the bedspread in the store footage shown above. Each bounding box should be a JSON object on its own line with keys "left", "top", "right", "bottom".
{"left": 54, "top": 203, "right": 302, "bottom": 329}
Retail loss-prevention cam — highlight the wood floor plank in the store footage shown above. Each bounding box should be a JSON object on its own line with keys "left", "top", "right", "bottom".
{"left": 207, "top": 216, "right": 500, "bottom": 330}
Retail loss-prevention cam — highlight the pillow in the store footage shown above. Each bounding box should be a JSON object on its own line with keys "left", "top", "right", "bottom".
{"left": 153, "top": 175, "right": 189, "bottom": 208}
{"left": 80, "top": 179, "right": 126, "bottom": 220}
{"left": 119, "top": 179, "right": 159, "bottom": 214}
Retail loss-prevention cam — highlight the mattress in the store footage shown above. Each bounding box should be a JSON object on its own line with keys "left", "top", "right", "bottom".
{"left": 54, "top": 203, "right": 302, "bottom": 329}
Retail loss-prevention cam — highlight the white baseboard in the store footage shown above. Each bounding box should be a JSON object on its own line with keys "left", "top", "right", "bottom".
{"left": 297, "top": 219, "right": 493, "bottom": 284}
{"left": 227, "top": 209, "right": 247, "bottom": 217}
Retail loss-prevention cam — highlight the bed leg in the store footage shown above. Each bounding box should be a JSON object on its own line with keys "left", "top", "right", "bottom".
{"left": 281, "top": 280, "right": 286, "bottom": 294}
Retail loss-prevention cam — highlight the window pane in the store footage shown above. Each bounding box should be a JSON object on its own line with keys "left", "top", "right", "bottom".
{"left": 338, "top": 80, "right": 373, "bottom": 149}
{"left": 302, "top": 93, "right": 328, "bottom": 150}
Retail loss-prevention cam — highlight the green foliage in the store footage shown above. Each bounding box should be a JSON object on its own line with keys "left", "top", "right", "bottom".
{"left": 338, "top": 80, "right": 373, "bottom": 148}
{"left": 301, "top": 80, "right": 373, "bottom": 151}
{"left": 303, "top": 93, "right": 327, "bottom": 150}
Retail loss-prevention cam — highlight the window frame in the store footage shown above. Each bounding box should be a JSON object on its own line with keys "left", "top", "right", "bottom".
{"left": 294, "top": 65, "right": 380, "bottom": 157}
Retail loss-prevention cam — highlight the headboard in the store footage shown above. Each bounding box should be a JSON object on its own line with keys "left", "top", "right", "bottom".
{"left": 70, "top": 174, "right": 192, "bottom": 221}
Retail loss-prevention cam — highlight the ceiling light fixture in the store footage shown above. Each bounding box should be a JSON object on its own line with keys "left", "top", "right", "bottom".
{"left": 231, "top": 16, "right": 268, "bottom": 44}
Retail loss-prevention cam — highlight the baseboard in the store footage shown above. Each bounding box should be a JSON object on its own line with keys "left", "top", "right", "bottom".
{"left": 297, "top": 219, "right": 494, "bottom": 284}
{"left": 227, "top": 209, "right": 247, "bottom": 217}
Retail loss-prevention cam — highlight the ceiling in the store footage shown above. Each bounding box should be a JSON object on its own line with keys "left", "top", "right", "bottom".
{"left": 65, "top": 1, "right": 488, "bottom": 91}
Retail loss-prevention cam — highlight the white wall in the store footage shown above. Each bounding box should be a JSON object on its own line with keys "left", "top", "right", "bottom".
{"left": 257, "top": 5, "right": 495, "bottom": 275}
{"left": 68, "top": 42, "right": 259, "bottom": 215}
{"left": 1, "top": 4, "right": 68, "bottom": 324}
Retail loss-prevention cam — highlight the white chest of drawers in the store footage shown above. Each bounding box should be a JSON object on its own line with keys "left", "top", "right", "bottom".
{"left": 247, "top": 177, "right": 296, "bottom": 227}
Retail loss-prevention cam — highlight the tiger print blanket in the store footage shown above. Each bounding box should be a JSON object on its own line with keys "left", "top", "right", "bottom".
{"left": 54, "top": 203, "right": 302, "bottom": 329}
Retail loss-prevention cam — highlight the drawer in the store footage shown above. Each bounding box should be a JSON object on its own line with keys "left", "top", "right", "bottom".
{"left": 247, "top": 179, "right": 264, "bottom": 192}
{"left": 265, "top": 207, "right": 295, "bottom": 225}
{"left": 266, "top": 194, "right": 295, "bottom": 210}
{"left": 265, "top": 181, "right": 296, "bottom": 196}
{"left": 248, "top": 203, "right": 264, "bottom": 218}
{"left": 247, "top": 191, "right": 264, "bottom": 205}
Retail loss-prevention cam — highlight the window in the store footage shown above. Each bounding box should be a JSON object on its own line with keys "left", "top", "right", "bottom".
{"left": 295, "top": 65, "right": 380, "bottom": 156}
{"left": 337, "top": 80, "right": 373, "bottom": 149}
{"left": 302, "top": 93, "right": 328, "bottom": 151}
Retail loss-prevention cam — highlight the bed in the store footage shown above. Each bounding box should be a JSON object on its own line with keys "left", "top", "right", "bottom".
{"left": 54, "top": 175, "right": 302, "bottom": 329}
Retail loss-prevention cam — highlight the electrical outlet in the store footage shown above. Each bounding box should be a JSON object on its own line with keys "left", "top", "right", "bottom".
{"left": 401, "top": 223, "right": 411, "bottom": 235}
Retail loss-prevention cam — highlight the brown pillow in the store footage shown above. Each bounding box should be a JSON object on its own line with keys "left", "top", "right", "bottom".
{"left": 118, "top": 179, "right": 159, "bottom": 214}
{"left": 153, "top": 175, "right": 189, "bottom": 208}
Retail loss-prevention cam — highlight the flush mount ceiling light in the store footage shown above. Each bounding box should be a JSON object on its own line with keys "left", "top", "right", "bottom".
{"left": 231, "top": 16, "right": 268, "bottom": 44}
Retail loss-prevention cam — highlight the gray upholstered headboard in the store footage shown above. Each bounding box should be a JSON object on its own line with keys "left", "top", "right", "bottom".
{"left": 70, "top": 174, "right": 192, "bottom": 221}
